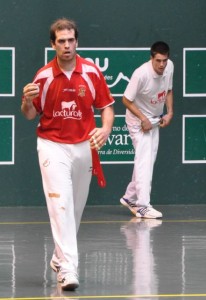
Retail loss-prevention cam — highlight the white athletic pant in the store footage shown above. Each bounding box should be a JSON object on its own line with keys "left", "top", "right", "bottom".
{"left": 37, "top": 137, "right": 92, "bottom": 275}
{"left": 124, "top": 123, "right": 159, "bottom": 207}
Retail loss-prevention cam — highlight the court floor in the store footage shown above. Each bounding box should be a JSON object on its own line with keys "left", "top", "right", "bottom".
{"left": 1, "top": 205, "right": 206, "bottom": 300}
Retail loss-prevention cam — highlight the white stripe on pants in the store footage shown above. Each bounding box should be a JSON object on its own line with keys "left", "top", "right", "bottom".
{"left": 125, "top": 124, "right": 159, "bottom": 207}
{"left": 37, "top": 137, "right": 92, "bottom": 275}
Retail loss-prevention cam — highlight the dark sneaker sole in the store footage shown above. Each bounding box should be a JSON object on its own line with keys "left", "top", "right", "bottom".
{"left": 61, "top": 283, "right": 79, "bottom": 291}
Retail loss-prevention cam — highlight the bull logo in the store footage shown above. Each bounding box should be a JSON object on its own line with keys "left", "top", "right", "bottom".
{"left": 61, "top": 100, "right": 77, "bottom": 111}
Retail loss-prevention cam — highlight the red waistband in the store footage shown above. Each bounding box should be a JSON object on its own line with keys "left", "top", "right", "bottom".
{"left": 91, "top": 148, "right": 106, "bottom": 188}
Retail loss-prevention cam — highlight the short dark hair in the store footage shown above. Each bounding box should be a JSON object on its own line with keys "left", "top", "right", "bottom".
{"left": 150, "top": 41, "right": 170, "bottom": 57}
{"left": 50, "top": 18, "right": 79, "bottom": 43}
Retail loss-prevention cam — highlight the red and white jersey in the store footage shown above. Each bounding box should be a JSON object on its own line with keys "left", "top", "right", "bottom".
{"left": 124, "top": 59, "right": 174, "bottom": 124}
{"left": 32, "top": 55, "right": 114, "bottom": 143}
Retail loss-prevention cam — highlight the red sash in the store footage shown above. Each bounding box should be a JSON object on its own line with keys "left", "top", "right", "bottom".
{"left": 91, "top": 148, "right": 106, "bottom": 188}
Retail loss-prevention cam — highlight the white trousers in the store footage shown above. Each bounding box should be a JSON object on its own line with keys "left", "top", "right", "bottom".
{"left": 125, "top": 123, "right": 159, "bottom": 207}
{"left": 37, "top": 137, "right": 92, "bottom": 275}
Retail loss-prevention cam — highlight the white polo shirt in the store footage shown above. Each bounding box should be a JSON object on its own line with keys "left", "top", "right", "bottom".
{"left": 124, "top": 59, "right": 174, "bottom": 125}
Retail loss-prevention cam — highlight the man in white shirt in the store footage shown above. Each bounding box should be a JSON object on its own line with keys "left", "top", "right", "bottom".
{"left": 120, "top": 41, "right": 174, "bottom": 219}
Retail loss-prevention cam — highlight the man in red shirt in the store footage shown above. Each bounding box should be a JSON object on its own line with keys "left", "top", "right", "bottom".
{"left": 21, "top": 18, "right": 114, "bottom": 291}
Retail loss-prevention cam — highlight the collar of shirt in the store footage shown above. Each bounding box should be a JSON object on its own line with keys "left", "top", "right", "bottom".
{"left": 52, "top": 54, "right": 83, "bottom": 77}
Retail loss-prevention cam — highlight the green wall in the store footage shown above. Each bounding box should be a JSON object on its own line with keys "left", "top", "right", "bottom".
{"left": 0, "top": 0, "right": 206, "bottom": 206}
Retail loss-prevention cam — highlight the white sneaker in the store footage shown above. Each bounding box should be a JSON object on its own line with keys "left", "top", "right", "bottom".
{"left": 50, "top": 260, "right": 63, "bottom": 282}
{"left": 61, "top": 273, "right": 79, "bottom": 291}
{"left": 120, "top": 197, "right": 138, "bottom": 216}
{"left": 136, "top": 206, "right": 163, "bottom": 219}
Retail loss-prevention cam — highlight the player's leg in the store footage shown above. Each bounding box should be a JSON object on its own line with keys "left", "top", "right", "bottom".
{"left": 134, "top": 127, "right": 162, "bottom": 218}
{"left": 134, "top": 131, "right": 153, "bottom": 206}
{"left": 124, "top": 123, "right": 162, "bottom": 218}
{"left": 37, "top": 137, "right": 79, "bottom": 289}
{"left": 71, "top": 140, "right": 92, "bottom": 232}
{"left": 120, "top": 172, "right": 138, "bottom": 216}
{"left": 120, "top": 123, "right": 140, "bottom": 215}
{"left": 123, "top": 171, "right": 138, "bottom": 202}
{"left": 59, "top": 140, "right": 92, "bottom": 291}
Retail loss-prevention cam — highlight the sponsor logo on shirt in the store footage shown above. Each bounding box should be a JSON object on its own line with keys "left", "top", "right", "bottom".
{"left": 150, "top": 90, "right": 166, "bottom": 104}
{"left": 53, "top": 100, "right": 82, "bottom": 120}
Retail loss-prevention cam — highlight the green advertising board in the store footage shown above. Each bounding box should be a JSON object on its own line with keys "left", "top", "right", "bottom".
{"left": 183, "top": 115, "right": 206, "bottom": 163}
{"left": 0, "top": 48, "right": 15, "bottom": 96}
{"left": 95, "top": 115, "right": 134, "bottom": 164}
{"left": 0, "top": 116, "right": 14, "bottom": 164}
{"left": 183, "top": 48, "right": 206, "bottom": 97}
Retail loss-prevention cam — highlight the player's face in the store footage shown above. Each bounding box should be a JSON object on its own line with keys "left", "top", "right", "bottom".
{"left": 151, "top": 53, "right": 168, "bottom": 75}
{"left": 52, "top": 29, "right": 78, "bottom": 63}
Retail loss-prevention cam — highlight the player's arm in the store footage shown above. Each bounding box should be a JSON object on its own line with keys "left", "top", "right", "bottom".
{"left": 89, "top": 105, "right": 114, "bottom": 150}
{"left": 160, "top": 89, "right": 173, "bottom": 128}
{"left": 21, "top": 83, "right": 39, "bottom": 120}
{"left": 122, "top": 96, "right": 152, "bottom": 132}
